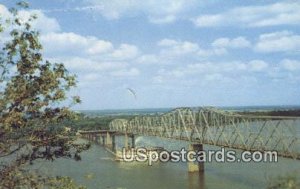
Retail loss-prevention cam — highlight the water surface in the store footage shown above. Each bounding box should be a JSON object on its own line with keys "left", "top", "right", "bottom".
{"left": 33, "top": 137, "right": 300, "bottom": 189}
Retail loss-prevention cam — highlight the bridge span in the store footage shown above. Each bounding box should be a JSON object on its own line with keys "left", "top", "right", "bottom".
{"left": 109, "top": 107, "right": 300, "bottom": 160}
{"left": 80, "top": 107, "right": 300, "bottom": 173}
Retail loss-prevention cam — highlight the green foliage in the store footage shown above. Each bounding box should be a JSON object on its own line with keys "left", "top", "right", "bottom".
{"left": 63, "top": 114, "right": 135, "bottom": 131}
{"left": 0, "top": 2, "right": 89, "bottom": 188}
{"left": 0, "top": 165, "right": 86, "bottom": 189}
{"left": 47, "top": 176, "right": 86, "bottom": 189}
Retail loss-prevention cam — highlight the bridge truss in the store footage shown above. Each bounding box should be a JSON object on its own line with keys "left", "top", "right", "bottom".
{"left": 109, "top": 107, "right": 300, "bottom": 159}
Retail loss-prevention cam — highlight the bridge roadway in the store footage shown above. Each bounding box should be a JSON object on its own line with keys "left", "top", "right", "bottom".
{"left": 107, "top": 107, "right": 300, "bottom": 160}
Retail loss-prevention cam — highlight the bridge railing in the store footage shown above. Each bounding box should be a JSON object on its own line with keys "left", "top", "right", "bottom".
{"left": 109, "top": 107, "right": 300, "bottom": 159}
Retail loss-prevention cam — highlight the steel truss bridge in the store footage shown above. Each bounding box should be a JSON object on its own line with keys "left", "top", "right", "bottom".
{"left": 109, "top": 107, "right": 300, "bottom": 160}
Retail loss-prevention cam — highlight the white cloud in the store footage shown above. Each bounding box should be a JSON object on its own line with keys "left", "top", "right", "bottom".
{"left": 158, "top": 38, "right": 221, "bottom": 58}
{"left": 153, "top": 63, "right": 239, "bottom": 85}
{"left": 153, "top": 57, "right": 300, "bottom": 87}
{"left": 157, "top": 39, "right": 179, "bottom": 46}
{"left": 153, "top": 60, "right": 269, "bottom": 82}
{"left": 41, "top": 32, "right": 139, "bottom": 61}
{"left": 0, "top": 4, "right": 10, "bottom": 18}
{"left": 81, "top": 73, "right": 100, "bottom": 82}
{"left": 152, "top": 38, "right": 229, "bottom": 63}
{"left": 49, "top": 57, "right": 127, "bottom": 73}
{"left": 193, "top": 2, "right": 300, "bottom": 28}
{"left": 248, "top": 60, "right": 268, "bottom": 72}
{"left": 86, "top": 41, "right": 114, "bottom": 55}
{"left": 197, "top": 48, "right": 227, "bottom": 57}
{"left": 158, "top": 38, "right": 229, "bottom": 58}
{"left": 280, "top": 59, "right": 300, "bottom": 71}
{"left": 110, "top": 68, "right": 140, "bottom": 77}
{"left": 212, "top": 37, "right": 251, "bottom": 49}
{"left": 192, "top": 15, "right": 223, "bottom": 27}
{"left": 159, "top": 39, "right": 199, "bottom": 56}
{"left": 110, "top": 44, "right": 139, "bottom": 60}
{"left": 35, "top": 25, "right": 140, "bottom": 81}
{"left": 204, "top": 73, "right": 224, "bottom": 82}
{"left": 41, "top": 32, "right": 114, "bottom": 56}
{"left": 136, "top": 54, "right": 159, "bottom": 64}
{"left": 0, "top": 4, "right": 140, "bottom": 81}
{"left": 149, "top": 15, "right": 176, "bottom": 24}
{"left": 255, "top": 31, "right": 300, "bottom": 53}
{"left": 85, "top": 0, "right": 198, "bottom": 24}
{"left": 19, "top": 10, "right": 61, "bottom": 33}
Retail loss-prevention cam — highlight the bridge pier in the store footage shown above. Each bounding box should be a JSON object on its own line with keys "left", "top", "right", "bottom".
{"left": 188, "top": 144, "right": 204, "bottom": 173}
{"left": 106, "top": 132, "right": 112, "bottom": 146}
{"left": 102, "top": 135, "right": 105, "bottom": 145}
{"left": 124, "top": 133, "right": 135, "bottom": 149}
{"left": 79, "top": 130, "right": 118, "bottom": 152}
{"left": 124, "top": 133, "right": 129, "bottom": 149}
{"left": 131, "top": 135, "right": 135, "bottom": 148}
{"left": 112, "top": 135, "right": 116, "bottom": 152}
{"left": 95, "top": 135, "right": 100, "bottom": 144}
{"left": 105, "top": 132, "right": 116, "bottom": 152}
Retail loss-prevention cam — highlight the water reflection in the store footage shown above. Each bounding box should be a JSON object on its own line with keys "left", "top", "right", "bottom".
{"left": 188, "top": 173, "right": 205, "bottom": 189}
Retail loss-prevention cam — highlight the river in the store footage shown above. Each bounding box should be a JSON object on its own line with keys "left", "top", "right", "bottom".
{"left": 32, "top": 136, "right": 300, "bottom": 189}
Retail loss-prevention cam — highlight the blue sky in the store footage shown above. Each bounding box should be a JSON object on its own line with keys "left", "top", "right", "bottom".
{"left": 1, "top": 0, "right": 300, "bottom": 110}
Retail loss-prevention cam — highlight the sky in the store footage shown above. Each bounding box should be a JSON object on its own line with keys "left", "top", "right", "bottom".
{"left": 0, "top": 0, "right": 300, "bottom": 110}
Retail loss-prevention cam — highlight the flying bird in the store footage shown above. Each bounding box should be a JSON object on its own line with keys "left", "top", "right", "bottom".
{"left": 127, "top": 88, "right": 137, "bottom": 100}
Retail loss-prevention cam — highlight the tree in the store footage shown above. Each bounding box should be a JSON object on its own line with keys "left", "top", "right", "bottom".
{"left": 0, "top": 2, "right": 89, "bottom": 188}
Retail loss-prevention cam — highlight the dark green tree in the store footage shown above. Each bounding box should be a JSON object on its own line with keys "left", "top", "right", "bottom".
{"left": 0, "top": 2, "right": 88, "bottom": 188}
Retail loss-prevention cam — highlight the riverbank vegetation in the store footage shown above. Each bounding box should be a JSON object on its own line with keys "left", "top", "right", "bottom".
{"left": 63, "top": 114, "right": 135, "bottom": 131}
{"left": 238, "top": 109, "right": 300, "bottom": 117}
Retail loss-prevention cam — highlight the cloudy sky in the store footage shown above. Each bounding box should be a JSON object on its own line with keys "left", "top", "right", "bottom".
{"left": 1, "top": 0, "right": 300, "bottom": 110}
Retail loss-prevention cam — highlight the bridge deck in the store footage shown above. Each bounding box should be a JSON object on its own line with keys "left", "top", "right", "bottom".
{"left": 108, "top": 107, "right": 300, "bottom": 160}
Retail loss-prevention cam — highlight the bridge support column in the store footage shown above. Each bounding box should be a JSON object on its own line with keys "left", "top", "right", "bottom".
{"left": 188, "top": 144, "right": 204, "bottom": 173}
{"left": 131, "top": 135, "right": 135, "bottom": 148}
{"left": 102, "top": 135, "right": 105, "bottom": 145}
{"left": 106, "top": 132, "right": 112, "bottom": 147}
{"left": 112, "top": 135, "right": 116, "bottom": 152}
{"left": 124, "top": 133, "right": 135, "bottom": 149}
{"left": 124, "top": 133, "right": 129, "bottom": 149}
{"left": 95, "top": 135, "right": 99, "bottom": 144}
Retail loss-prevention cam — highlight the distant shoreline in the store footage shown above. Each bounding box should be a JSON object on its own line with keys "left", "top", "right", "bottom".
{"left": 76, "top": 105, "right": 300, "bottom": 113}
{"left": 78, "top": 105, "right": 300, "bottom": 117}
